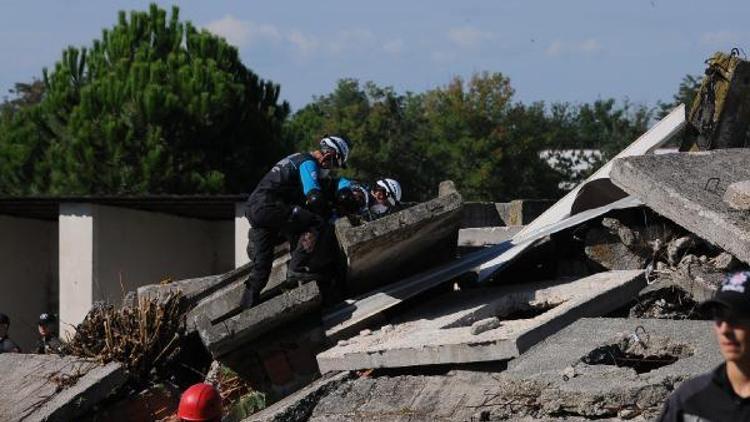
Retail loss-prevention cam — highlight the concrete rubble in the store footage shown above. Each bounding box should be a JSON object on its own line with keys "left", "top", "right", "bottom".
{"left": 317, "top": 270, "right": 645, "bottom": 372}
{"left": 0, "top": 353, "right": 126, "bottom": 422}
{"left": 611, "top": 149, "right": 750, "bottom": 264}
{"left": 29, "top": 62, "right": 750, "bottom": 421}
{"left": 255, "top": 318, "right": 719, "bottom": 421}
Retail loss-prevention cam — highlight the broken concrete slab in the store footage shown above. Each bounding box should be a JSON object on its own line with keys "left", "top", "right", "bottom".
{"left": 322, "top": 240, "right": 516, "bottom": 340}
{"left": 611, "top": 149, "right": 750, "bottom": 265}
{"left": 186, "top": 254, "right": 291, "bottom": 331}
{"left": 335, "top": 191, "right": 463, "bottom": 295}
{"left": 243, "top": 371, "right": 352, "bottom": 422}
{"left": 197, "top": 281, "right": 322, "bottom": 358}
{"left": 458, "top": 226, "right": 522, "bottom": 248}
{"left": 0, "top": 353, "right": 126, "bottom": 422}
{"left": 323, "top": 197, "right": 642, "bottom": 341}
{"left": 317, "top": 270, "right": 645, "bottom": 373}
{"left": 724, "top": 179, "right": 750, "bottom": 210}
{"left": 496, "top": 317, "right": 721, "bottom": 420}
{"left": 477, "top": 196, "right": 643, "bottom": 282}
{"left": 305, "top": 369, "right": 511, "bottom": 422}
{"left": 136, "top": 262, "right": 252, "bottom": 305}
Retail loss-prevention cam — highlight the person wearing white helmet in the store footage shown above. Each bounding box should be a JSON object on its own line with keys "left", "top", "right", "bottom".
{"left": 242, "top": 135, "right": 352, "bottom": 308}
{"left": 370, "top": 178, "right": 402, "bottom": 218}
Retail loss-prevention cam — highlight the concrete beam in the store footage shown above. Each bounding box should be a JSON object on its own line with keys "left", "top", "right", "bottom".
{"left": 611, "top": 149, "right": 750, "bottom": 265}
{"left": 198, "top": 282, "right": 322, "bottom": 358}
{"left": 185, "top": 254, "right": 290, "bottom": 331}
{"left": 317, "top": 270, "right": 645, "bottom": 372}
{"left": 335, "top": 191, "right": 463, "bottom": 295}
{"left": 0, "top": 354, "right": 126, "bottom": 422}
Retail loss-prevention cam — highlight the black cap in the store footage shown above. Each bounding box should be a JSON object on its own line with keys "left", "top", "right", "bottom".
{"left": 700, "top": 271, "right": 750, "bottom": 318}
{"left": 38, "top": 313, "right": 56, "bottom": 325}
{"left": 0, "top": 313, "right": 9, "bottom": 325}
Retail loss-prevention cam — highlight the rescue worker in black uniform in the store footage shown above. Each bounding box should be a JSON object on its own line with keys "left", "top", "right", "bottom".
{"left": 242, "top": 135, "right": 352, "bottom": 308}
{"left": 659, "top": 271, "right": 750, "bottom": 421}
{"left": 35, "top": 313, "right": 63, "bottom": 355}
{"left": 0, "top": 313, "right": 21, "bottom": 353}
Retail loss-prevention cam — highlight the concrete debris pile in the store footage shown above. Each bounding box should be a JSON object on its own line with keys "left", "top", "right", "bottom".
{"left": 20, "top": 52, "right": 750, "bottom": 421}
{"left": 245, "top": 64, "right": 750, "bottom": 420}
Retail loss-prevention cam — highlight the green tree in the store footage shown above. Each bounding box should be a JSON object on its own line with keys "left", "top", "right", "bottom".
{"left": 0, "top": 4, "right": 289, "bottom": 195}
{"left": 658, "top": 74, "right": 702, "bottom": 118}
{"left": 285, "top": 73, "right": 564, "bottom": 201}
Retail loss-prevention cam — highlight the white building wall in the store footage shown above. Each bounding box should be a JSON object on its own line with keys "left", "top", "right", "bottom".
{"left": 93, "top": 205, "right": 234, "bottom": 305}
{"left": 59, "top": 204, "right": 94, "bottom": 339}
{"left": 235, "top": 202, "right": 251, "bottom": 268}
{"left": 59, "top": 204, "right": 234, "bottom": 336}
{"left": 0, "top": 215, "right": 57, "bottom": 351}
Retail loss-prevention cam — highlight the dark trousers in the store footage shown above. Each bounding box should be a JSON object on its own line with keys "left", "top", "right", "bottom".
{"left": 246, "top": 200, "right": 293, "bottom": 290}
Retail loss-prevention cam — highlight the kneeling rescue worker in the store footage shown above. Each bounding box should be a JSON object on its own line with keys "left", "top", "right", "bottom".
{"left": 242, "top": 135, "right": 352, "bottom": 307}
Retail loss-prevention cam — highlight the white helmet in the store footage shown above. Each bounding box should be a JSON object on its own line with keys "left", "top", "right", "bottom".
{"left": 319, "top": 135, "right": 351, "bottom": 168}
{"left": 376, "top": 178, "right": 402, "bottom": 206}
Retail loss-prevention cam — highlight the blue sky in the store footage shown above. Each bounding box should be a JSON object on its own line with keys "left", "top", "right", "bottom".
{"left": 1, "top": 1, "right": 749, "bottom": 112}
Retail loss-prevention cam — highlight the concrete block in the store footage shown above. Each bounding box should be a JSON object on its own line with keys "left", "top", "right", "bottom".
{"left": 610, "top": 149, "right": 750, "bottom": 264}
{"left": 0, "top": 354, "right": 126, "bottom": 422}
{"left": 458, "top": 226, "right": 522, "bottom": 247}
{"left": 198, "top": 282, "right": 322, "bottom": 358}
{"left": 438, "top": 180, "right": 457, "bottom": 197}
{"left": 724, "top": 179, "right": 750, "bottom": 210}
{"left": 316, "top": 270, "right": 645, "bottom": 372}
{"left": 496, "top": 199, "right": 554, "bottom": 226}
{"left": 335, "top": 191, "right": 463, "bottom": 295}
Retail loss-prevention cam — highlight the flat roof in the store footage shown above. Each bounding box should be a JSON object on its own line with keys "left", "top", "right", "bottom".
{"left": 0, "top": 195, "right": 248, "bottom": 221}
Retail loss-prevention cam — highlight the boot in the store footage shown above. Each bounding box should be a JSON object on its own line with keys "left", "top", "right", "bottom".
{"left": 241, "top": 277, "right": 263, "bottom": 308}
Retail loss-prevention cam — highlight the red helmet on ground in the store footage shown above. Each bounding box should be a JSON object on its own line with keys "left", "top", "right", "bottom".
{"left": 177, "top": 383, "right": 222, "bottom": 421}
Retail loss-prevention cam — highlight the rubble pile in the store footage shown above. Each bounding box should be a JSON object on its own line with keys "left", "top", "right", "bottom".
{"left": 17, "top": 53, "right": 750, "bottom": 421}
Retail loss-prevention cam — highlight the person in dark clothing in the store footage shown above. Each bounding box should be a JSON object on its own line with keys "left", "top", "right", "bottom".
{"left": 243, "top": 135, "right": 352, "bottom": 307}
{"left": 659, "top": 271, "right": 750, "bottom": 421}
{"left": 0, "top": 313, "right": 21, "bottom": 353}
{"left": 35, "top": 313, "right": 63, "bottom": 355}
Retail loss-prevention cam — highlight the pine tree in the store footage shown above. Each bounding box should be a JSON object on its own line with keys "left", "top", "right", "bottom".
{"left": 0, "top": 4, "right": 289, "bottom": 195}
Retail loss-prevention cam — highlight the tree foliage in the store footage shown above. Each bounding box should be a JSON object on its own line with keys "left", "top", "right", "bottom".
{"left": 0, "top": 4, "right": 289, "bottom": 195}
{"left": 284, "top": 73, "right": 652, "bottom": 201}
